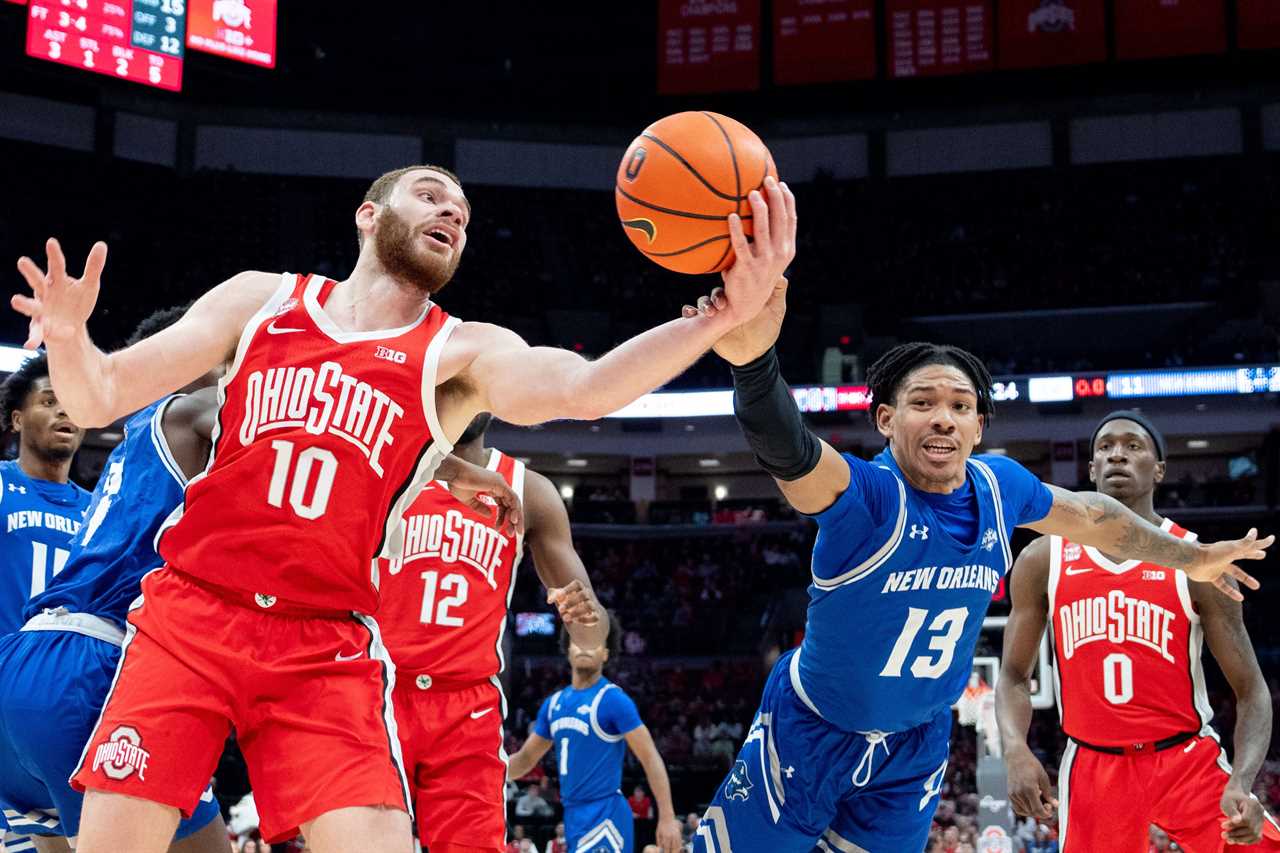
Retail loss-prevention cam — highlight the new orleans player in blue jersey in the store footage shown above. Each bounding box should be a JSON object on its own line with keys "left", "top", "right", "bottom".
{"left": 0, "top": 353, "right": 91, "bottom": 853}
{"left": 0, "top": 353, "right": 90, "bottom": 634}
{"left": 681, "top": 278, "right": 1271, "bottom": 853}
{"left": 507, "top": 613, "right": 683, "bottom": 853}
{"left": 0, "top": 307, "right": 230, "bottom": 853}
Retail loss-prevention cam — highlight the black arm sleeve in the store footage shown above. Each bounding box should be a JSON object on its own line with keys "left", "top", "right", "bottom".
{"left": 730, "top": 347, "right": 822, "bottom": 481}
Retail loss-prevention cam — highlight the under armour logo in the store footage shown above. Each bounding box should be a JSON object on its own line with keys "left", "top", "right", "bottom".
{"left": 909, "top": 524, "right": 929, "bottom": 540}
{"left": 7, "top": 483, "right": 25, "bottom": 494}
{"left": 783, "top": 766, "right": 795, "bottom": 779}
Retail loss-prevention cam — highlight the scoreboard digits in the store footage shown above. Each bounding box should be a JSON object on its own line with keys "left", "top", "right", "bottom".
{"left": 25, "top": 0, "right": 184, "bottom": 90}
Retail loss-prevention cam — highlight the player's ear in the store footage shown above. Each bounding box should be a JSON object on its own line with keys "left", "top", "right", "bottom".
{"left": 1153, "top": 460, "right": 1166, "bottom": 484}
{"left": 973, "top": 415, "right": 983, "bottom": 448}
{"left": 9, "top": 409, "right": 21, "bottom": 434}
{"left": 874, "top": 403, "right": 895, "bottom": 439}
{"left": 1087, "top": 452, "right": 1097, "bottom": 484}
{"left": 355, "top": 201, "right": 379, "bottom": 243}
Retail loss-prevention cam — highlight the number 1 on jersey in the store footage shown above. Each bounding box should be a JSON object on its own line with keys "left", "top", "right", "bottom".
{"left": 30, "top": 542, "right": 70, "bottom": 598}
{"left": 560, "top": 738, "right": 569, "bottom": 776}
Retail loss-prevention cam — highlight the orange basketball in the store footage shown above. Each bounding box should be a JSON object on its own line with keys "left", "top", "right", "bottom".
{"left": 615, "top": 111, "right": 777, "bottom": 275}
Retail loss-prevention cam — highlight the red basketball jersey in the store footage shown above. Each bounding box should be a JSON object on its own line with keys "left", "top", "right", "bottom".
{"left": 159, "top": 273, "right": 460, "bottom": 614}
{"left": 376, "top": 449, "right": 525, "bottom": 681}
{"left": 1048, "top": 519, "right": 1211, "bottom": 746}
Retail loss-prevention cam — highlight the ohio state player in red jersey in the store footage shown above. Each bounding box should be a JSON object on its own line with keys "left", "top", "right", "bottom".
{"left": 11, "top": 166, "right": 797, "bottom": 853}
{"left": 997, "top": 411, "right": 1280, "bottom": 852}
{"left": 378, "top": 412, "right": 604, "bottom": 853}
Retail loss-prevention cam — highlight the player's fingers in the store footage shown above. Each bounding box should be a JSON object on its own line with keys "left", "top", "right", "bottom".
{"left": 10, "top": 293, "right": 41, "bottom": 318}
{"left": 1213, "top": 575, "right": 1245, "bottom": 602}
{"left": 697, "top": 294, "right": 715, "bottom": 316}
{"left": 781, "top": 180, "right": 797, "bottom": 225}
{"left": 23, "top": 318, "right": 44, "bottom": 351}
{"left": 682, "top": 305, "right": 698, "bottom": 318}
{"left": 711, "top": 286, "right": 727, "bottom": 310}
{"left": 747, "top": 188, "right": 771, "bottom": 255}
{"left": 726, "top": 213, "right": 752, "bottom": 268}
{"left": 764, "top": 176, "right": 786, "bottom": 250}
{"left": 16, "top": 257, "right": 50, "bottom": 299}
{"left": 46, "top": 238, "right": 67, "bottom": 282}
{"left": 82, "top": 240, "right": 108, "bottom": 283}
{"left": 1229, "top": 564, "right": 1259, "bottom": 591}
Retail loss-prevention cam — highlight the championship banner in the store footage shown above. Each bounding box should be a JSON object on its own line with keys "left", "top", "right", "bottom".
{"left": 658, "top": 0, "right": 761, "bottom": 94}
{"left": 887, "top": 0, "right": 994, "bottom": 78}
{"left": 773, "top": 0, "right": 875, "bottom": 85}
{"left": 1238, "top": 0, "right": 1280, "bottom": 51}
{"left": 997, "top": 0, "right": 1105, "bottom": 69}
{"left": 1114, "top": 0, "right": 1226, "bottom": 60}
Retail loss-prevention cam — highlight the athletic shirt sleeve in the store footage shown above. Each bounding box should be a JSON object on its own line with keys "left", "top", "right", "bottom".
{"left": 533, "top": 695, "right": 553, "bottom": 739}
{"left": 599, "top": 687, "right": 644, "bottom": 737}
{"left": 979, "top": 454, "right": 1054, "bottom": 527}
{"left": 808, "top": 453, "right": 902, "bottom": 577}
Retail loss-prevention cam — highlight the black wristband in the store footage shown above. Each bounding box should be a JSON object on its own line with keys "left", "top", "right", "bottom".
{"left": 730, "top": 347, "right": 822, "bottom": 481}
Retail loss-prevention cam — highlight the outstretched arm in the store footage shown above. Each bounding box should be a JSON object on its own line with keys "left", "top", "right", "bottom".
{"left": 1192, "top": 579, "right": 1273, "bottom": 845}
{"left": 625, "top": 726, "right": 682, "bottom": 853}
{"left": 995, "top": 537, "right": 1058, "bottom": 821}
{"left": 506, "top": 732, "right": 552, "bottom": 781}
{"left": 443, "top": 180, "right": 796, "bottom": 427}
{"left": 1024, "top": 485, "right": 1272, "bottom": 600}
{"left": 13, "top": 239, "right": 277, "bottom": 427}
{"left": 524, "top": 469, "right": 607, "bottom": 652}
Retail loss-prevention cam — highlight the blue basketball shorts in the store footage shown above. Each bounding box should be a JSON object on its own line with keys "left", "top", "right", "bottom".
{"left": 694, "top": 650, "right": 951, "bottom": 853}
{"left": 0, "top": 624, "right": 220, "bottom": 840}
{"left": 566, "top": 791, "right": 634, "bottom": 853}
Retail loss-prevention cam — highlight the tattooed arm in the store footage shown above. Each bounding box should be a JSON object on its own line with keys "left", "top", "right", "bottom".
{"left": 1023, "top": 485, "right": 1272, "bottom": 600}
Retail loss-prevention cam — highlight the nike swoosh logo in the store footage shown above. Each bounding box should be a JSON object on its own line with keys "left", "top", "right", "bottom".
{"left": 470, "top": 707, "right": 494, "bottom": 720}
{"left": 267, "top": 322, "right": 305, "bottom": 335}
{"left": 621, "top": 218, "right": 656, "bottom": 244}
{"left": 335, "top": 650, "right": 364, "bottom": 662}
{"left": 1064, "top": 567, "right": 1092, "bottom": 576}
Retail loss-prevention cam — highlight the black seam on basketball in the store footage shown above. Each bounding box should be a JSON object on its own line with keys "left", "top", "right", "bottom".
{"left": 616, "top": 185, "right": 754, "bottom": 222}
{"left": 640, "top": 132, "right": 740, "bottom": 203}
{"left": 708, "top": 240, "right": 733, "bottom": 273}
{"left": 640, "top": 235, "right": 730, "bottom": 258}
{"left": 702, "top": 112, "right": 742, "bottom": 216}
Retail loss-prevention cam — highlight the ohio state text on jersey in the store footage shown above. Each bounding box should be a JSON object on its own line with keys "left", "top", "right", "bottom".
{"left": 159, "top": 273, "right": 460, "bottom": 614}
{"left": 377, "top": 449, "right": 526, "bottom": 681}
{"left": 1047, "top": 520, "right": 1211, "bottom": 746}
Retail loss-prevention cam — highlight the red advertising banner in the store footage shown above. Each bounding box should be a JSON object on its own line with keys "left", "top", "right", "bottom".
{"left": 658, "top": 0, "right": 761, "bottom": 94}
{"left": 997, "top": 0, "right": 1106, "bottom": 69}
{"left": 25, "top": 0, "right": 183, "bottom": 91}
{"left": 773, "top": 0, "right": 875, "bottom": 85}
{"left": 186, "top": 0, "right": 276, "bottom": 67}
{"left": 1114, "top": 0, "right": 1226, "bottom": 60}
{"left": 887, "top": 0, "right": 994, "bottom": 78}
{"left": 1238, "top": 0, "right": 1280, "bottom": 50}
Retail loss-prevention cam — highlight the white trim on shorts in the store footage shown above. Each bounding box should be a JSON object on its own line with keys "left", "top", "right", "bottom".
{"left": 352, "top": 612, "right": 414, "bottom": 821}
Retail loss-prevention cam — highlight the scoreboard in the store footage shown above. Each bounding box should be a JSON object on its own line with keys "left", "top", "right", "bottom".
{"left": 25, "top": 0, "right": 184, "bottom": 90}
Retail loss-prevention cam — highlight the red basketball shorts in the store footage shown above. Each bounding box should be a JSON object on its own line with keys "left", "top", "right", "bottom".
{"left": 393, "top": 674, "right": 507, "bottom": 851}
{"left": 71, "top": 567, "right": 412, "bottom": 843}
{"left": 1058, "top": 732, "right": 1280, "bottom": 853}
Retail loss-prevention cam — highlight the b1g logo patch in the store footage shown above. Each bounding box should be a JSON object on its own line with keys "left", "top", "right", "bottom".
{"left": 1063, "top": 542, "right": 1083, "bottom": 562}
{"left": 272, "top": 298, "right": 299, "bottom": 318}
{"left": 92, "top": 725, "right": 151, "bottom": 781}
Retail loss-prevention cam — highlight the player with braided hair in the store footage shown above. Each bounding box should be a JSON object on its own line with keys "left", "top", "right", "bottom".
{"left": 680, "top": 280, "right": 1272, "bottom": 853}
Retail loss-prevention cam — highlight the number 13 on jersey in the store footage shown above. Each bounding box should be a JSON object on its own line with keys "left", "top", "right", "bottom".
{"left": 880, "top": 606, "right": 970, "bottom": 679}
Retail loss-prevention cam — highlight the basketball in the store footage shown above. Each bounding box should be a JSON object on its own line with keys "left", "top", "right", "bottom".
{"left": 615, "top": 111, "right": 777, "bottom": 275}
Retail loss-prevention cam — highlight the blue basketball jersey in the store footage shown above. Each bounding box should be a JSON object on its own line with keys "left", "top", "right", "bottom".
{"left": 0, "top": 459, "right": 90, "bottom": 633}
{"left": 24, "top": 398, "right": 187, "bottom": 628}
{"left": 793, "top": 449, "right": 1052, "bottom": 733}
{"left": 533, "top": 677, "right": 644, "bottom": 806}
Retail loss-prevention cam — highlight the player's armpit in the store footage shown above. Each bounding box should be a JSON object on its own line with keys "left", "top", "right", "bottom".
{"left": 75, "top": 270, "right": 277, "bottom": 427}
{"left": 505, "top": 732, "right": 553, "bottom": 781}
{"left": 776, "top": 440, "right": 852, "bottom": 515}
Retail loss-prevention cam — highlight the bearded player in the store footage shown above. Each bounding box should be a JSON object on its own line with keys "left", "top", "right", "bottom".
{"left": 680, "top": 279, "right": 1269, "bottom": 853}
{"left": 997, "top": 411, "right": 1280, "bottom": 851}
{"left": 12, "top": 169, "right": 796, "bottom": 853}
{"left": 377, "top": 411, "right": 605, "bottom": 853}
